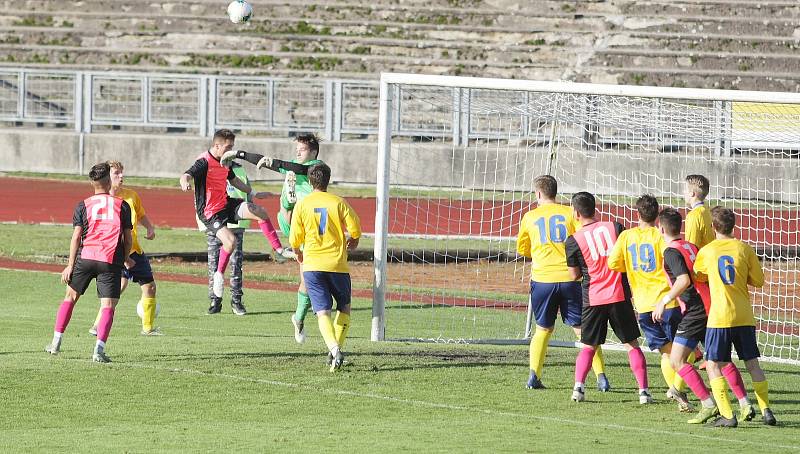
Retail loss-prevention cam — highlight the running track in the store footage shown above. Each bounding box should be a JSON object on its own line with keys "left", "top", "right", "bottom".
{"left": 1, "top": 176, "right": 797, "bottom": 245}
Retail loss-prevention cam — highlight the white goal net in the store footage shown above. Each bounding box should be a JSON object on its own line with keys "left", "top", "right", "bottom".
{"left": 372, "top": 74, "right": 800, "bottom": 364}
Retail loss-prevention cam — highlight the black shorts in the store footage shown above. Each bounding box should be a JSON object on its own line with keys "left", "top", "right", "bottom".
{"left": 202, "top": 198, "right": 245, "bottom": 235}
{"left": 675, "top": 301, "right": 708, "bottom": 344}
{"left": 580, "top": 301, "right": 641, "bottom": 346}
{"left": 68, "top": 258, "right": 123, "bottom": 299}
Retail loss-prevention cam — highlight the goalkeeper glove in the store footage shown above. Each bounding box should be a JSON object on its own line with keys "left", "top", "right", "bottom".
{"left": 220, "top": 150, "right": 238, "bottom": 167}
{"left": 256, "top": 156, "right": 273, "bottom": 169}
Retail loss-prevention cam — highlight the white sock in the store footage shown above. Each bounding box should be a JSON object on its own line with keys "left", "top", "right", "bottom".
{"left": 95, "top": 340, "right": 105, "bottom": 353}
{"left": 738, "top": 397, "right": 751, "bottom": 407}
{"left": 639, "top": 388, "right": 649, "bottom": 394}
{"left": 52, "top": 331, "right": 63, "bottom": 344}
{"left": 701, "top": 398, "right": 716, "bottom": 409}
{"left": 574, "top": 382, "right": 584, "bottom": 391}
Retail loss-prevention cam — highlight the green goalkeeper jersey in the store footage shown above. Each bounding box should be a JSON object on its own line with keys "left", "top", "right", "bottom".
{"left": 280, "top": 159, "right": 324, "bottom": 209}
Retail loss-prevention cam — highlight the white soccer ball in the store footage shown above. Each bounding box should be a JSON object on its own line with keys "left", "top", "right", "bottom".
{"left": 227, "top": 0, "right": 253, "bottom": 24}
{"left": 136, "top": 300, "right": 161, "bottom": 319}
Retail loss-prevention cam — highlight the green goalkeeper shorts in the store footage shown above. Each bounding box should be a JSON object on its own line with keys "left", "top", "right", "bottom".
{"left": 277, "top": 210, "right": 291, "bottom": 237}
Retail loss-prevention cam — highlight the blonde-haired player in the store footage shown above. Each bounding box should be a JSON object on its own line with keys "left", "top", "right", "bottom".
{"left": 517, "top": 175, "right": 608, "bottom": 391}
{"left": 693, "top": 207, "right": 776, "bottom": 427}
{"left": 608, "top": 194, "right": 690, "bottom": 410}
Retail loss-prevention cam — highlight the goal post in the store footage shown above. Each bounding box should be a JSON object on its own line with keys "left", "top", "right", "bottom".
{"left": 372, "top": 73, "right": 800, "bottom": 364}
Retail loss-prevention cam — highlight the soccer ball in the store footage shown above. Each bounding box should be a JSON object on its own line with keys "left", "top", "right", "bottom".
{"left": 227, "top": 0, "right": 253, "bottom": 24}
{"left": 136, "top": 300, "right": 161, "bottom": 319}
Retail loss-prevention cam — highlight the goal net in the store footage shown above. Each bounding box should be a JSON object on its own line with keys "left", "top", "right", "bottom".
{"left": 372, "top": 74, "right": 800, "bottom": 365}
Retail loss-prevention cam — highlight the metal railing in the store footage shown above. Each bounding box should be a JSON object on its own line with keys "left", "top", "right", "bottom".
{"left": 0, "top": 69, "right": 384, "bottom": 140}
{"left": 3, "top": 68, "right": 800, "bottom": 153}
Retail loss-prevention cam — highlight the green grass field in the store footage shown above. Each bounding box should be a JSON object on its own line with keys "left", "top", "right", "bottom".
{"left": 2, "top": 268, "right": 800, "bottom": 452}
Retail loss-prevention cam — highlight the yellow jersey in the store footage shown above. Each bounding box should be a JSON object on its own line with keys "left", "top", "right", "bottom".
{"left": 694, "top": 238, "right": 764, "bottom": 328}
{"left": 114, "top": 187, "right": 145, "bottom": 255}
{"left": 685, "top": 203, "right": 714, "bottom": 249}
{"left": 289, "top": 191, "right": 361, "bottom": 273}
{"left": 517, "top": 203, "right": 581, "bottom": 283}
{"left": 608, "top": 226, "right": 677, "bottom": 313}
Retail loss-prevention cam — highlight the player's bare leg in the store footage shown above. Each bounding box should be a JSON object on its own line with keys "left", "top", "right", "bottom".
{"left": 238, "top": 202, "right": 295, "bottom": 259}
{"left": 659, "top": 343, "right": 691, "bottom": 411}
{"left": 211, "top": 227, "right": 237, "bottom": 298}
{"left": 743, "top": 358, "right": 775, "bottom": 425}
{"left": 706, "top": 361, "right": 738, "bottom": 427}
{"left": 672, "top": 342, "right": 718, "bottom": 423}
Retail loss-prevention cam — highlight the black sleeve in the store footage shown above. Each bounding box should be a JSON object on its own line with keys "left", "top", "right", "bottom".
{"left": 234, "top": 150, "right": 311, "bottom": 175}
{"left": 269, "top": 159, "right": 310, "bottom": 175}
{"left": 565, "top": 236, "right": 581, "bottom": 268}
{"left": 614, "top": 221, "right": 626, "bottom": 236}
{"left": 227, "top": 167, "right": 236, "bottom": 180}
{"left": 185, "top": 158, "right": 207, "bottom": 178}
{"left": 120, "top": 201, "right": 133, "bottom": 230}
{"left": 664, "top": 248, "right": 690, "bottom": 278}
{"left": 235, "top": 150, "right": 264, "bottom": 166}
{"left": 72, "top": 201, "right": 85, "bottom": 227}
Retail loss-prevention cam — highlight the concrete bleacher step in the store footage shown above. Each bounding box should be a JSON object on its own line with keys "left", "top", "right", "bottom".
{"left": 0, "top": 43, "right": 569, "bottom": 79}
{"left": 596, "top": 48, "right": 800, "bottom": 77}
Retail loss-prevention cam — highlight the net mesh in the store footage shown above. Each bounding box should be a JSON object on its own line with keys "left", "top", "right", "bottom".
{"left": 379, "top": 83, "right": 800, "bottom": 363}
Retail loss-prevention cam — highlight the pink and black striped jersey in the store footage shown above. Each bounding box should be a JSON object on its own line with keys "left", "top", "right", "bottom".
{"left": 565, "top": 221, "right": 628, "bottom": 306}
{"left": 185, "top": 150, "right": 236, "bottom": 221}
{"left": 73, "top": 194, "right": 132, "bottom": 266}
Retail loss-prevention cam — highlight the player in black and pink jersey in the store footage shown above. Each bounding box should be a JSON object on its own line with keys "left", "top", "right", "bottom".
{"left": 180, "top": 129, "right": 295, "bottom": 299}
{"left": 45, "top": 162, "right": 133, "bottom": 363}
{"left": 564, "top": 192, "right": 651, "bottom": 404}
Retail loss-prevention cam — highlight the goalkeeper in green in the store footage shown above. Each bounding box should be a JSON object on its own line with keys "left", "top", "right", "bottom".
{"left": 221, "top": 133, "right": 324, "bottom": 343}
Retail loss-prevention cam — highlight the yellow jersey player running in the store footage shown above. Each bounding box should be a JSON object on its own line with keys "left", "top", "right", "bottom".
{"left": 693, "top": 207, "right": 776, "bottom": 427}
{"left": 517, "top": 175, "right": 609, "bottom": 391}
{"left": 289, "top": 163, "right": 361, "bottom": 372}
{"left": 608, "top": 195, "right": 690, "bottom": 411}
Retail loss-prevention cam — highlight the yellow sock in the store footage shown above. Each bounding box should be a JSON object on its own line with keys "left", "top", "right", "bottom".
{"left": 529, "top": 329, "right": 552, "bottom": 376}
{"left": 333, "top": 312, "right": 351, "bottom": 348}
{"left": 317, "top": 314, "right": 339, "bottom": 352}
{"left": 591, "top": 346, "right": 606, "bottom": 376}
{"left": 674, "top": 374, "right": 687, "bottom": 392}
{"left": 661, "top": 354, "right": 676, "bottom": 389}
{"left": 753, "top": 380, "right": 770, "bottom": 414}
{"left": 93, "top": 306, "right": 103, "bottom": 328}
{"left": 711, "top": 376, "right": 734, "bottom": 419}
{"left": 142, "top": 297, "right": 157, "bottom": 331}
{"left": 687, "top": 351, "right": 696, "bottom": 364}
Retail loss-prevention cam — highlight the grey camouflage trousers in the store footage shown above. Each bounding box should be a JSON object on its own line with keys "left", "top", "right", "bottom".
{"left": 207, "top": 228, "right": 244, "bottom": 305}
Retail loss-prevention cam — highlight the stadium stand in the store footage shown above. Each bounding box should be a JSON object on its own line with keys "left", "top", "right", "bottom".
{"left": 0, "top": 0, "right": 798, "bottom": 90}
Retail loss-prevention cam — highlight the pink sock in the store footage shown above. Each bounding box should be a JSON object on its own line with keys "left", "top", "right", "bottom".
{"left": 722, "top": 363, "right": 748, "bottom": 400}
{"left": 628, "top": 347, "right": 649, "bottom": 389}
{"left": 574, "top": 347, "right": 595, "bottom": 383}
{"left": 54, "top": 300, "right": 75, "bottom": 333}
{"left": 678, "top": 363, "right": 711, "bottom": 401}
{"left": 258, "top": 219, "right": 283, "bottom": 251}
{"left": 96, "top": 307, "right": 115, "bottom": 343}
{"left": 217, "top": 247, "right": 232, "bottom": 274}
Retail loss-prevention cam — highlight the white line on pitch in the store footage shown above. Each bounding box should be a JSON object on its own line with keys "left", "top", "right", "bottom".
{"left": 47, "top": 358, "right": 800, "bottom": 451}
